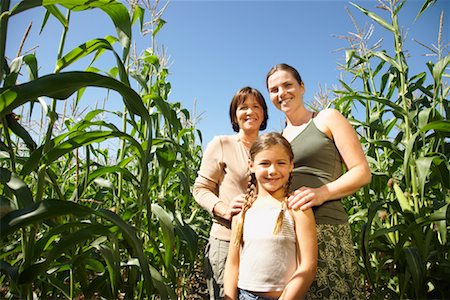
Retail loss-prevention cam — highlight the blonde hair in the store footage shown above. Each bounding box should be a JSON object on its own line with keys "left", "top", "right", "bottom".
{"left": 233, "top": 132, "right": 293, "bottom": 247}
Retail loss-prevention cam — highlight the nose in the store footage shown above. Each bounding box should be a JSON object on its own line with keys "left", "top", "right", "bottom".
{"left": 268, "top": 164, "right": 277, "bottom": 174}
{"left": 278, "top": 87, "right": 287, "bottom": 98}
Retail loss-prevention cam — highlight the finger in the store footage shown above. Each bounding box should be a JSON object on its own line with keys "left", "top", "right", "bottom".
{"left": 300, "top": 202, "right": 312, "bottom": 211}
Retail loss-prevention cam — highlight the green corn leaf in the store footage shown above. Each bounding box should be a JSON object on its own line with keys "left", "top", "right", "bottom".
{"left": 18, "top": 224, "right": 112, "bottom": 284}
{"left": 416, "top": 0, "right": 437, "bottom": 20}
{"left": 415, "top": 156, "right": 435, "bottom": 198}
{"left": 435, "top": 204, "right": 449, "bottom": 244}
{"left": 0, "top": 200, "right": 155, "bottom": 295}
{"left": 403, "top": 121, "right": 450, "bottom": 178}
{"left": 10, "top": 0, "right": 42, "bottom": 16}
{"left": 20, "top": 129, "right": 143, "bottom": 176}
{"left": 44, "top": 273, "right": 73, "bottom": 299}
{"left": 373, "top": 51, "right": 401, "bottom": 71}
{"left": 95, "top": 243, "right": 120, "bottom": 294}
{"left": 44, "top": 4, "right": 68, "bottom": 28}
{"left": 350, "top": 2, "right": 395, "bottom": 32}
{"left": 403, "top": 247, "right": 425, "bottom": 298}
{"left": 152, "top": 18, "right": 166, "bottom": 38}
{"left": 0, "top": 168, "right": 34, "bottom": 209}
{"left": 393, "top": 183, "right": 413, "bottom": 213}
{"left": 56, "top": 37, "right": 118, "bottom": 71}
{"left": 131, "top": 5, "right": 145, "bottom": 29}
{"left": 0, "top": 71, "right": 149, "bottom": 120}
{"left": 55, "top": 37, "right": 129, "bottom": 86}
{"left": 432, "top": 55, "right": 450, "bottom": 84}
{"left": 5, "top": 113, "right": 37, "bottom": 151}
{"left": 151, "top": 203, "right": 175, "bottom": 268}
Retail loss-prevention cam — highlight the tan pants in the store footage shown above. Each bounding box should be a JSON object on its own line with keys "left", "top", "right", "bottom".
{"left": 204, "top": 237, "right": 230, "bottom": 300}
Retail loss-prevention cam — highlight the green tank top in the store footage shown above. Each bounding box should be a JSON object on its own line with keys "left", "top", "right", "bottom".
{"left": 289, "top": 120, "right": 348, "bottom": 224}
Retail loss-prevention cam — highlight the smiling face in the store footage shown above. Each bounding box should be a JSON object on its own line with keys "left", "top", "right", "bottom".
{"left": 235, "top": 95, "right": 264, "bottom": 133}
{"left": 249, "top": 143, "right": 293, "bottom": 199}
{"left": 267, "top": 70, "right": 305, "bottom": 116}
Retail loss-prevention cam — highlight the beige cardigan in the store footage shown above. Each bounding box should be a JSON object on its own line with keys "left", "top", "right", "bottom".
{"left": 193, "top": 135, "right": 250, "bottom": 241}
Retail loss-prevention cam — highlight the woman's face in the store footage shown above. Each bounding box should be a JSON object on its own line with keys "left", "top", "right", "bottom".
{"left": 267, "top": 70, "right": 305, "bottom": 115}
{"left": 236, "top": 95, "right": 264, "bottom": 133}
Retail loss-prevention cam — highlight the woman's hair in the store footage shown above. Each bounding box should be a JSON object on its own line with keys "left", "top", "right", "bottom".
{"left": 229, "top": 86, "right": 269, "bottom": 133}
{"left": 234, "top": 132, "right": 293, "bottom": 246}
{"left": 265, "top": 63, "right": 303, "bottom": 89}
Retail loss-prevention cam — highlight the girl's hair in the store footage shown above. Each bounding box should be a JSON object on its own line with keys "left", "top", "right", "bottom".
{"left": 229, "top": 86, "right": 269, "bottom": 132}
{"left": 234, "top": 132, "right": 294, "bottom": 246}
{"left": 265, "top": 63, "right": 303, "bottom": 89}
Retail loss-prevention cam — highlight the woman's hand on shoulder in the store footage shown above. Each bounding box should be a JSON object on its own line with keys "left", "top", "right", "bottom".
{"left": 214, "top": 194, "right": 246, "bottom": 221}
{"left": 288, "top": 186, "right": 329, "bottom": 211}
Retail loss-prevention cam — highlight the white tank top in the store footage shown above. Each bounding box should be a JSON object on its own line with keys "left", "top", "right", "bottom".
{"left": 238, "top": 205, "right": 297, "bottom": 292}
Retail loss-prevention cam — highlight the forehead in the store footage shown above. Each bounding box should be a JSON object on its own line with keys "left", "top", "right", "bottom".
{"left": 238, "top": 95, "right": 260, "bottom": 106}
{"left": 254, "top": 144, "right": 290, "bottom": 159}
{"left": 267, "top": 70, "right": 295, "bottom": 87}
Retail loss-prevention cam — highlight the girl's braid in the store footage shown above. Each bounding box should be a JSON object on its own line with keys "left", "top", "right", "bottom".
{"left": 234, "top": 172, "right": 257, "bottom": 246}
{"left": 273, "top": 172, "right": 293, "bottom": 235}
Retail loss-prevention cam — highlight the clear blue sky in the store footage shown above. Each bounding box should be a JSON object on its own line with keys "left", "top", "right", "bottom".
{"left": 7, "top": 0, "right": 449, "bottom": 146}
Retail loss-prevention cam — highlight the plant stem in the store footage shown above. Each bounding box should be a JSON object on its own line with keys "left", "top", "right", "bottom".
{"left": 0, "top": 0, "right": 10, "bottom": 85}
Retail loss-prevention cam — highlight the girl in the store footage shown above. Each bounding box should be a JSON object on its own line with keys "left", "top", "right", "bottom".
{"left": 224, "top": 132, "right": 317, "bottom": 300}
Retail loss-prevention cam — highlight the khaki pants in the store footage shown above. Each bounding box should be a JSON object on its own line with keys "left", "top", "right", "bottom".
{"left": 204, "top": 237, "right": 230, "bottom": 300}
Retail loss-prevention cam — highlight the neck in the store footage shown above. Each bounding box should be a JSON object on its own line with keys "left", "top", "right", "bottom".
{"left": 257, "top": 189, "right": 286, "bottom": 202}
{"left": 286, "top": 108, "right": 312, "bottom": 126}
{"left": 238, "top": 130, "right": 258, "bottom": 145}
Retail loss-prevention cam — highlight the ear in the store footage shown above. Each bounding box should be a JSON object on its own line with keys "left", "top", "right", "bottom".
{"left": 289, "top": 161, "right": 294, "bottom": 173}
{"left": 248, "top": 160, "right": 255, "bottom": 173}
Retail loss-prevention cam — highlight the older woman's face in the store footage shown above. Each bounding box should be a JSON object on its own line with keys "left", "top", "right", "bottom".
{"left": 267, "top": 70, "right": 304, "bottom": 114}
{"left": 235, "top": 95, "right": 264, "bottom": 132}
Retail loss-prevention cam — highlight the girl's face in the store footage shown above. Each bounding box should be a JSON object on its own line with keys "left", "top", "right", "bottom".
{"left": 249, "top": 144, "right": 293, "bottom": 198}
{"left": 236, "top": 96, "right": 264, "bottom": 133}
{"left": 267, "top": 70, "right": 305, "bottom": 115}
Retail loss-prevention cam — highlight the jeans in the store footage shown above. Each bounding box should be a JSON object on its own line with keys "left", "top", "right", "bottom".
{"left": 238, "top": 289, "right": 278, "bottom": 300}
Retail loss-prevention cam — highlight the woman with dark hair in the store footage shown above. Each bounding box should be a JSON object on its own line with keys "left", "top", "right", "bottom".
{"left": 266, "top": 63, "right": 371, "bottom": 299}
{"left": 193, "top": 86, "right": 269, "bottom": 299}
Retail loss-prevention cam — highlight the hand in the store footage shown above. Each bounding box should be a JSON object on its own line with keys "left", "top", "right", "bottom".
{"left": 225, "top": 194, "right": 246, "bottom": 220}
{"left": 288, "top": 186, "right": 327, "bottom": 211}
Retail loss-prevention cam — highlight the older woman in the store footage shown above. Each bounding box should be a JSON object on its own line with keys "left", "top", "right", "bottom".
{"left": 193, "top": 86, "right": 269, "bottom": 299}
{"left": 266, "top": 63, "right": 371, "bottom": 299}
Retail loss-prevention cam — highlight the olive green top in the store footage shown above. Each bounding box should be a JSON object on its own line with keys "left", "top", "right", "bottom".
{"left": 290, "top": 120, "right": 348, "bottom": 224}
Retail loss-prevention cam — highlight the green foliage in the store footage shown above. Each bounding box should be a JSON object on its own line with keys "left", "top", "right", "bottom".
{"left": 0, "top": 1, "right": 204, "bottom": 299}
{"left": 337, "top": 1, "right": 449, "bottom": 298}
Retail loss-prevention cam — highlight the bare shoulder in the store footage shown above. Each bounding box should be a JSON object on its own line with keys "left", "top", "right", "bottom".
{"left": 290, "top": 207, "right": 315, "bottom": 223}
{"left": 315, "top": 108, "right": 347, "bottom": 124}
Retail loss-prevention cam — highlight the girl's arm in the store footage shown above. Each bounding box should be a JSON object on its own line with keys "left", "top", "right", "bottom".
{"left": 280, "top": 208, "right": 317, "bottom": 299}
{"left": 289, "top": 109, "right": 371, "bottom": 210}
{"left": 224, "top": 215, "right": 241, "bottom": 300}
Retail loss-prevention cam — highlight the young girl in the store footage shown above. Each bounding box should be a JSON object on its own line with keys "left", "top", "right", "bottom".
{"left": 224, "top": 132, "right": 317, "bottom": 300}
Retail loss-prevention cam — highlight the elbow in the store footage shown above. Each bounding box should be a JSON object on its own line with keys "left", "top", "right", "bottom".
{"left": 362, "top": 164, "right": 372, "bottom": 186}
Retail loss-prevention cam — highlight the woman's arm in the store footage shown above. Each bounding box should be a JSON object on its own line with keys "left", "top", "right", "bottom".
{"left": 280, "top": 208, "right": 317, "bottom": 299}
{"left": 289, "top": 109, "right": 372, "bottom": 210}
{"left": 224, "top": 216, "right": 241, "bottom": 300}
{"left": 193, "top": 136, "right": 245, "bottom": 220}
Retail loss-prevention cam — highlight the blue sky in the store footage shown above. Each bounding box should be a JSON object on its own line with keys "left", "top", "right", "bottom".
{"left": 7, "top": 0, "right": 449, "bottom": 146}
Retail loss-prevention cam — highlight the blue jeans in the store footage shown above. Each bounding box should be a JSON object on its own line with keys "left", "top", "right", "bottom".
{"left": 238, "top": 289, "right": 278, "bottom": 300}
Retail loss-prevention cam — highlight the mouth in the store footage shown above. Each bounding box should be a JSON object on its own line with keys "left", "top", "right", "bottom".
{"left": 279, "top": 98, "right": 291, "bottom": 105}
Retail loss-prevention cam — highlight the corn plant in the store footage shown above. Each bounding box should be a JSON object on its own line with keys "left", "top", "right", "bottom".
{"left": 334, "top": 0, "right": 449, "bottom": 298}
{"left": 0, "top": 0, "right": 203, "bottom": 299}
